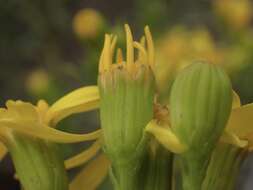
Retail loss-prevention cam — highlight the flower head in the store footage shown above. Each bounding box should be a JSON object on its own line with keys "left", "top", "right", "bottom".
{"left": 0, "top": 86, "right": 101, "bottom": 190}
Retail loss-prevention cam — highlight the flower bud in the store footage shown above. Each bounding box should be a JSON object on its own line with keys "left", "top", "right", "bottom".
{"left": 98, "top": 25, "right": 155, "bottom": 190}
{"left": 170, "top": 62, "right": 232, "bottom": 190}
{"left": 7, "top": 132, "right": 68, "bottom": 190}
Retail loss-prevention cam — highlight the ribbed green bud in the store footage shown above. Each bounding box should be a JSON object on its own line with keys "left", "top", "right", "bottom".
{"left": 7, "top": 132, "right": 68, "bottom": 190}
{"left": 170, "top": 62, "right": 232, "bottom": 190}
{"left": 98, "top": 65, "right": 155, "bottom": 190}
{"left": 203, "top": 143, "right": 247, "bottom": 190}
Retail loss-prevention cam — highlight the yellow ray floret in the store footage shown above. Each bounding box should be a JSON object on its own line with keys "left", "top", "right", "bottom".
{"left": 69, "top": 154, "right": 110, "bottom": 190}
{"left": 145, "top": 120, "right": 187, "bottom": 154}
{"left": 0, "top": 86, "right": 101, "bottom": 161}
{"left": 65, "top": 139, "right": 102, "bottom": 169}
{"left": 46, "top": 86, "right": 100, "bottom": 125}
{"left": 221, "top": 91, "right": 253, "bottom": 150}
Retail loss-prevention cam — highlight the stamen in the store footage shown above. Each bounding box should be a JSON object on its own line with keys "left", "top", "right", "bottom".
{"left": 98, "top": 50, "right": 104, "bottom": 73}
{"left": 110, "top": 35, "right": 118, "bottom": 55}
{"left": 116, "top": 48, "right": 124, "bottom": 63}
{"left": 133, "top": 41, "right": 147, "bottom": 63}
{"left": 103, "top": 34, "right": 112, "bottom": 71}
{"left": 140, "top": 36, "right": 146, "bottom": 47}
{"left": 125, "top": 24, "right": 134, "bottom": 71}
{"left": 144, "top": 26, "right": 155, "bottom": 68}
{"left": 99, "top": 35, "right": 108, "bottom": 73}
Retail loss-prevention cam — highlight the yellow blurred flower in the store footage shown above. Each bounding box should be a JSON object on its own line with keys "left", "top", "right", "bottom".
{"left": 155, "top": 26, "right": 224, "bottom": 103}
{"left": 214, "top": 0, "right": 252, "bottom": 30}
{"left": 26, "top": 69, "right": 50, "bottom": 95}
{"left": 73, "top": 8, "right": 104, "bottom": 39}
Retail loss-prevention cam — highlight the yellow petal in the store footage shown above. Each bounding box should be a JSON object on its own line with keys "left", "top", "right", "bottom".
{"left": 65, "top": 140, "right": 101, "bottom": 170}
{"left": 4, "top": 100, "right": 39, "bottom": 121}
{"left": 0, "top": 142, "right": 7, "bottom": 161}
{"left": 0, "top": 119, "right": 101, "bottom": 143}
{"left": 69, "top": 154, "right": 110, "bottom": 190}
{"left": 46, "top": 86, "right": 100, "bottom": 126}
{"left": 220, "top": 129, "right": 248, "bottom": 148}
{"left": 145, "top": 120, "right": 187, "bottom": 153}
{"left": 232, "top": 90, "right": 241, "bottom": 109}
{"left": 227, "top": 103, "right": 253, "bottom": 137}
{"left": 36, "top": 100, "right": 49, "bottom": 122}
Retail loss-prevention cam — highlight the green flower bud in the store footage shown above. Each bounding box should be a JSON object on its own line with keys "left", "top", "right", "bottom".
{"left": 170, "top": 62, "right": 232, "bottom": 190}
{"left": 7, "top": 132, "right": 68, "bottom": 190}
{"left": 98, "top": 25, "right": 155, "bottom": 190}
{"left": 203, "top": 143, "right": 247, "bottom": 190}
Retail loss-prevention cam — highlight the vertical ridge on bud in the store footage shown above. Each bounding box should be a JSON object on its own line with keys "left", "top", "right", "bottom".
{"left": 170, "top": 62, "right": 232, "bottom": 190}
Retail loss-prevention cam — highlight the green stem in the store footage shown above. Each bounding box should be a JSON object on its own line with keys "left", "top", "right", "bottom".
{"left": 111, "top": 163, "right": 139, "bottom": 190}
{"left": 202, "top": 143, "right": 247, "bottom": 190}
{"left": 144, "top": 147, "right": 173, "bottom": 190}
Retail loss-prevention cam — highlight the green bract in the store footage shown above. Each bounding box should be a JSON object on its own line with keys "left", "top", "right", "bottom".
{"left": 98, "top": 65, "right": 155, "bottom": 190}
{"left": 7, "top": 132, "right": 68, "bottom": 190}
{"left": 170, "top": 62, "right": 233, "bottom": 190}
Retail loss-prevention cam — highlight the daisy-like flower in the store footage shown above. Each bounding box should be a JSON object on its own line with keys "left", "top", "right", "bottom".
{"left": 0, "top": 86, "right": 102, "bottom": 190}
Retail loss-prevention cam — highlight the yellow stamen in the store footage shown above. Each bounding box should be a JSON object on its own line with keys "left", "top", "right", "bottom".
{"left": 125, "top": 24, "right": 134, "bottom": 72}
{"left": 144, "top": 26, "right": 155, "bottom": 68}
{"left": 133, "top": 41, "right": 147, "bottom": 63}
{"left": 140, "top": 36, "right": 146, "bottom": 47}
{"left": 102, "top": 34, "right": 112, "bottom": 71}
{"left": 110, "top": 35, "right": 118, "bottom": 54}
{"left": 116, "top": 48, "right": 124, "bottom": 63}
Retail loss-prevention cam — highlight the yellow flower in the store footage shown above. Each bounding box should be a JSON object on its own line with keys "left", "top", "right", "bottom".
{"left": 213, "top": 0, "right": 252, "bottom": 30}
{"left": 155, "top": 26, "right": 224, "bottom": 103}
{"left": 66, "top": 24, "right": 176, "bottom": 190}
{"left": 221, "top": 92, "right": 253, "bottom": 150}
{"left": 0, "top": 86, "right": 101, "bottom": 163}
{"left": 73, "top": 8, "right": 104, "bottom": 39}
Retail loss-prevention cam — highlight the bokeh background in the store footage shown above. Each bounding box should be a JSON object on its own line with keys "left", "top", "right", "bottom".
{"left": 1, "top": 0, "right": 253, "bottom": 189}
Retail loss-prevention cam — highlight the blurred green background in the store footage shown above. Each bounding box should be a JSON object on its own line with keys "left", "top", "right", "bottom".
{"left": 0, "top": 0, "right": 253, "bottom": 189}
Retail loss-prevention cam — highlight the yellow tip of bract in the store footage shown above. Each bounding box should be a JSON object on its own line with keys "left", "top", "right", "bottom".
{"left": 145, "top": 120, "right": 187, "bottom": 154}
